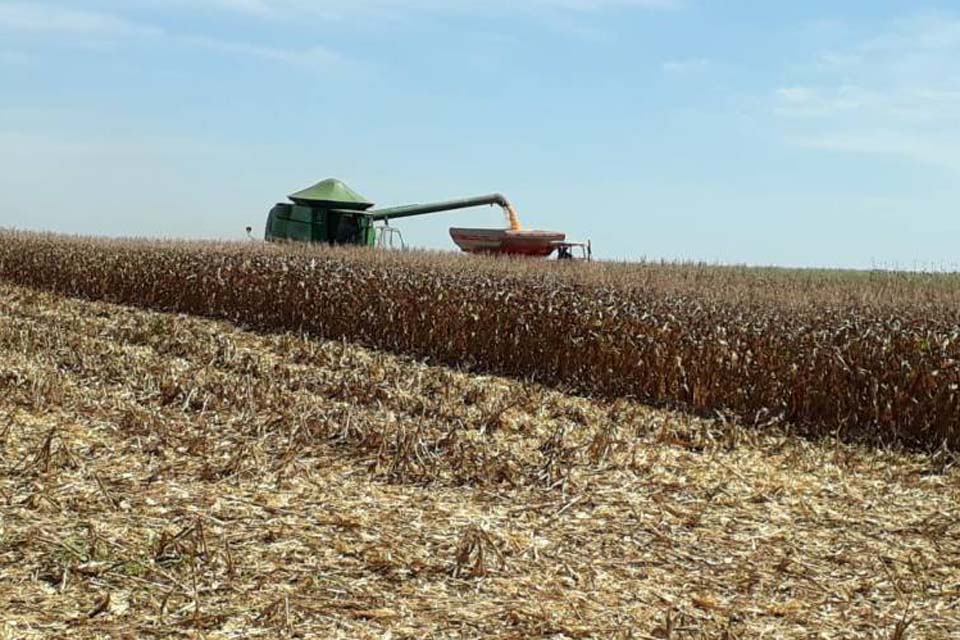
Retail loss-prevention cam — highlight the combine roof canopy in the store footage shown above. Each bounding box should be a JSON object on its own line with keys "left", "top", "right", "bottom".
{"left": 289, "top": 179, "right": 375, "bottom": 210}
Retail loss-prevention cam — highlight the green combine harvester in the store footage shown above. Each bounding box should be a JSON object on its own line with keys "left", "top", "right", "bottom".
{"left": 264, "top": 178, "right": 591, "bottom": 259}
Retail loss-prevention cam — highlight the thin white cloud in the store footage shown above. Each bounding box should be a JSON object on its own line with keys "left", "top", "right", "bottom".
{"left": 662, "top": 57, "right": 709, "bottom": 73}
{"left": 0, "top": 3, "right": 347, "bottom": 73}
{"left": 2, "top": 0, "right": 673, "bottom": 74}
{"left": 859, "top": 14, "right": 960, "bottom": 53}
{"left": 0, "top": 3, "right": 159, "bottom": 37}
{"left": 1, "top": 0, "right": 682, "bottom": 72}
{"left": 777, "top": 84, "right": 960, "bottom": 121}
{"left": 0, "top": 50, "right": 31, "bottom": 65}
{"left": 189, "top": 0, "right": 275, "bottom": 14}
{"left": 182, "top": 35, "right": 344, "bottom": 71}
{"left": 787, "top": 131, "right": 960, "bottom": 173}
{"left": 774, "top": 85, "right": 877, "bottom": 119}
{"left": 774, "top": 13, "right": 960, "bottom": 172}
{"left": 158, "top": 0, "right": 682, "bottom": 17}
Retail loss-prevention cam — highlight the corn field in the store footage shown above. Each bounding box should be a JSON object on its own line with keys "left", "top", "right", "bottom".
{"left": 1, "top": 230, "right": 958, "bottom": 449}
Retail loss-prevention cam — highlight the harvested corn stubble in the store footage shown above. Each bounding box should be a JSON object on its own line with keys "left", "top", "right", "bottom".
{"left": 0, "top": 283, "right": 958, "bottom": 638}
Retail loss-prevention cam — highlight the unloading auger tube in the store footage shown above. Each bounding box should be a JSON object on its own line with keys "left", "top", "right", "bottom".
{"left": 366, "top": 194, "right": 512, "bottom": 222}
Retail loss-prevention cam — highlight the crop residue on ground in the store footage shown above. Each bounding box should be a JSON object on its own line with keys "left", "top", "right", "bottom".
{"left": 1, "top": 283, "right": 958, "bottom": 638}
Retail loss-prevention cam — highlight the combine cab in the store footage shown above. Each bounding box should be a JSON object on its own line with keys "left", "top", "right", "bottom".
{"left": 265, "top": 179, "right": 377, "bottom": 246}
{"left": 265, "top": 178, "right": 590, "bottom": 260}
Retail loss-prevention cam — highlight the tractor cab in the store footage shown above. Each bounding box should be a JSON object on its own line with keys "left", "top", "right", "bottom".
{"left": 554, "top": 241, "right": 592, "bottom": 261}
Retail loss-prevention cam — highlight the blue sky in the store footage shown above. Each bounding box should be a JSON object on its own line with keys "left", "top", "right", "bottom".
{"left": 1, "top": 1, "right": 959, "bottom": 268}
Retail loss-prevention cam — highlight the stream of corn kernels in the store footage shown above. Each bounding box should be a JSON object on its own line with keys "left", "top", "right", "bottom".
{"left": 507, "top": 205, "right": 522, "bottom": 231}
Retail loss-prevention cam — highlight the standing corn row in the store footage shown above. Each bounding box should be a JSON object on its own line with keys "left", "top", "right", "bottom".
{"left": 1, "top": 231, "right": 958, "bottom": 450}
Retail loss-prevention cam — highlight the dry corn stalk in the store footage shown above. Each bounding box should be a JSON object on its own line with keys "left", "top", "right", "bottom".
{"left": 0, "top": 230, "right": 958, "bottom": 450}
